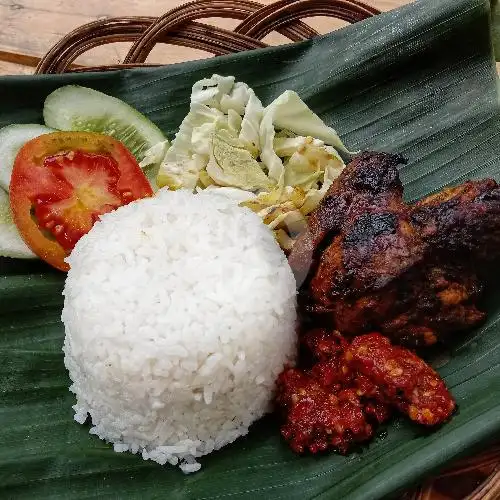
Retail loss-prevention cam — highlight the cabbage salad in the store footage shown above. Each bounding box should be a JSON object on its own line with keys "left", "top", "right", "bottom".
{"left": 141, "top": 75, "right": 353, "bottom": 250}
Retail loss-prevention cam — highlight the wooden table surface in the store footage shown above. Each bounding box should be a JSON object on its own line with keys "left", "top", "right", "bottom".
{"left": 0, "top": 0, "right": 410, "bottom": 75}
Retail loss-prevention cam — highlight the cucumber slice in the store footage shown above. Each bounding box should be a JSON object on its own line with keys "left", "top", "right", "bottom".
{"left": 43, "top": 85, "right": 166, "bottom": 163}
{"left": 0, "top": 188, "right": 36, "bottom": 259}
{"left": 0, "top": 124, "right": 54, "bottom": 190}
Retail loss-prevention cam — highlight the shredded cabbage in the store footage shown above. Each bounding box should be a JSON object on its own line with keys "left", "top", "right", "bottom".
{"left": 154, "top": 75, "right": 353, "bottom": 250}
{"left": 260, "top": 90, "right": 353, "bottom": 184}
{"left": 206, "top": 129, "right": 272, "bottom": 191}
{"left": 139, "top": 140, "right": 170, "bottom": 189}
{"left": 156, "top": 74, "right": 268, "bottom": 192}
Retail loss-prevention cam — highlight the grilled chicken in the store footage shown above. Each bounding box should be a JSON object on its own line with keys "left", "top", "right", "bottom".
{"left": 289, "top": 152, "right": 500, "bottom": 347}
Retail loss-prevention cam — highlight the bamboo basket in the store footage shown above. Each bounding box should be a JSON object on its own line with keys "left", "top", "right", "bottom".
{"left": 34, "top": 1, "right": 500, "bottom": 498}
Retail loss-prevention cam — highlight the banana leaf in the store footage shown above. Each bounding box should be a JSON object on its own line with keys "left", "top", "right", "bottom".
{"left": 493, "top": 0, "right": 500, "bottom": 57}
{"left": 1, "top": 0, "right": 500, "bottom": 498}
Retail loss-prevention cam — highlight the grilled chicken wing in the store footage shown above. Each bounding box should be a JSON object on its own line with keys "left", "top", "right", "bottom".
{"left": 411, "top": 179, "right": 500, "bottom": 260}
{"left": 288, "top": 152, "right": 411, "bottom": 287}
{"left": 289, "top": 152, "right": 500, "bottom": 346}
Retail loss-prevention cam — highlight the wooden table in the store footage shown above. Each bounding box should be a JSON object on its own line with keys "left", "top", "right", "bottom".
{"left": 0, "top": 0, "right": 410, "bottom": 75}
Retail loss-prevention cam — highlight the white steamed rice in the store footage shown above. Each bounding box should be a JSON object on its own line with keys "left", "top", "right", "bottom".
{"left": 62, "top": 189, "right": 297, "bottom": 473}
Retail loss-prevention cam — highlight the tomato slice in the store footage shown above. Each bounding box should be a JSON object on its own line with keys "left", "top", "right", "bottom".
{"left": 10, "top": 131, "right": 153, "bottom": 271}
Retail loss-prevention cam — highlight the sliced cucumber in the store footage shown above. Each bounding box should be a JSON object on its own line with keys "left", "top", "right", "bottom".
{"left": 0, "top": 188, "right": 36, "bottom": 259}
{"left": 43, "top": 85, "right": 166, "bottom": 163}
{"left": 0, "top": 124, "right": 54, "bottom": 190}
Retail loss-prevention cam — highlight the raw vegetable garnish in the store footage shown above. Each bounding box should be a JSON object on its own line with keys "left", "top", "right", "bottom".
{"left": 9, "top": 131, "right": 153, "bottom": 271}
{"left": 0, "top": 78, "right": 352, "bottom": 264}
{"left": 43, "top": 86, "right": 167, "bottom": 170}
{"left": 0, "top": 124, "right": 54, "bottom": 190}
{"left": 0, "top": 86, "right": 167, "bottom": 264}
{"left": 0, "top": 189, "right": 35, "bottom": 259}
{"left": 145, "top": 75, "right": 353, "bottom": 250}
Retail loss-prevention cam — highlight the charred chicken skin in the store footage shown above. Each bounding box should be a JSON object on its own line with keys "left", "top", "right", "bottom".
{"left": 289, "top": 152, "right": 500, "bottom": 346}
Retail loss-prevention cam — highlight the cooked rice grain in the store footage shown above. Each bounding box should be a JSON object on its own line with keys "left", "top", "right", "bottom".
{"left": 62, "top": 189, "right": 297, "bottom": 472}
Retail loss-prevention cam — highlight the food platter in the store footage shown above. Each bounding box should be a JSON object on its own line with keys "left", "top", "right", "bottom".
{"left": 1, "top": 0, "right": 499, "bottom": 498}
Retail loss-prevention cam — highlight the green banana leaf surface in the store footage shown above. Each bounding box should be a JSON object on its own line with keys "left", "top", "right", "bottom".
{"left": 1, "top": 0, "right": 500, "bottom": 498}
{"left": 493, "top": 0, "right": 500, "bottom": 56}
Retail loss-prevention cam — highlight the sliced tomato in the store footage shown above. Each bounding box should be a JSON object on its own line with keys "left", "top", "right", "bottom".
{"left": 10, "top": 131, "right": 153, "bottom": 271}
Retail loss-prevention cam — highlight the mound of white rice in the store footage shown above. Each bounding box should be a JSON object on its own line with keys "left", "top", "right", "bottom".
{"left": 62, "top": 189, "right": 297, "bottom": 473}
